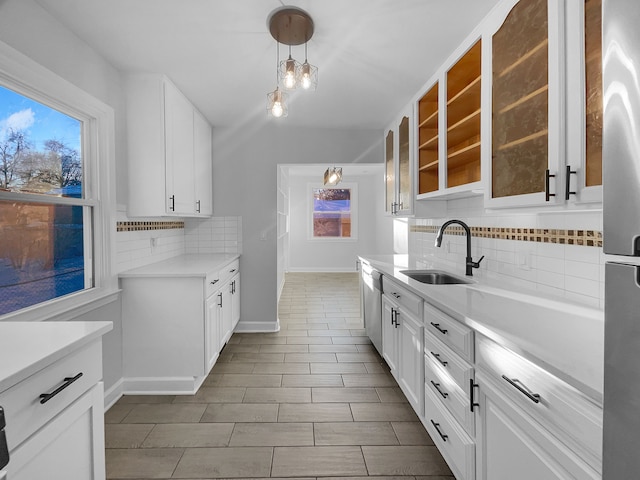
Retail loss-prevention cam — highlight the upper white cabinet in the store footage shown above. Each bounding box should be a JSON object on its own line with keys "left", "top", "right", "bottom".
{"left": 126, "top": 74, "right": 213, "bottom": 217}
{"left": 484, "top": 0, "right": 565, "bottom": 208}
{"left": 385, "top": 105, "right": 414, "bottom": 216}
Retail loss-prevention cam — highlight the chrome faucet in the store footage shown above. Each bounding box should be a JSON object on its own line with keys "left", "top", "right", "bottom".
{"left": 435, "top": 219, "right": 484, "bottom": 276}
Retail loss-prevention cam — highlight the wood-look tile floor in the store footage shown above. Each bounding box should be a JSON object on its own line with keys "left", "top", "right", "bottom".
{"left": 105, "top": 272, "right": 454, "bottom": 479}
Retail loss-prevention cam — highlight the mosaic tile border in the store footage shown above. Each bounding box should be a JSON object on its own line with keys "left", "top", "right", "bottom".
{"left": 410, "top": 225, "right": 603, "bottom": 247}
{"left": 117, "top": 221, "right": 184, "bottom": 232}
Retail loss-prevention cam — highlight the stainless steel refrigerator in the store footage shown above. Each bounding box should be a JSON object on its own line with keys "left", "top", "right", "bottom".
{"left": 602, "top": 0, "right": 640, "bottom": 477}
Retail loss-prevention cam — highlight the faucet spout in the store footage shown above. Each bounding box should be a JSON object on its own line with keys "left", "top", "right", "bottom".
{"left": 434, "top": 220, "right": 483, "bottom": 276}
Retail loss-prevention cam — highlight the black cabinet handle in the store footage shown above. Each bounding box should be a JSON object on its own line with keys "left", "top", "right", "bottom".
{"left": 470, "top": 379, "right": 479, "bottom": 412}
{"left": 565, "top": 165, "right": 577, "bottom": 200}
{"left": 230, "top": 269, "right": 237, "bottom": 273}
{"left": 218, "top": 292, "right": 223, "bottom": 308}
{"left": 430, "top": 351, "right": 448, "bottom": 367}
{"left": 210, "top": 279, "right": 219, "bottom": 285}
{"left": 394, "top": 309, "right": 399, "bottom": 328}
{"left": 545, "top": 170, "right": 556, "bottom": 202}
{"left": 430, "top": 380, "right": 449, "bottom": 399}
{"left": 0, "top": 406, "right": 8, "bottom": 470}
{"left": 39, "top": 373, "right": 83, "bottom": 404}
{"left": 430, "top": 322, "right": 448, "bottom": 335}
{"left": 196, "top": 200, "right": 201, "bottom": 213}
{"left": 390, "top": 292, "right": 401, "bottom": 299}
{"left": 430, "top": 419, "right": 448, "bottom": 442}
{"left": 502, "top": 375, "right": 541, "bottom": 404}
{"left": 169, "top": 195, "right": 175, "bottom": 211}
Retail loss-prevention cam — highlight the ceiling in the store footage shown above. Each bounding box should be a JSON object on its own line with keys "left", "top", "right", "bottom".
{"left": 35, "top": 0, "right": 499, "bottom": 130}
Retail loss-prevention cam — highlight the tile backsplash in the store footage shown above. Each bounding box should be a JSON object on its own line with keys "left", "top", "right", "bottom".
{"left": 409, "top": 196, "right": 604, "bottom": 309}
{"left": 115, "top": 207, "right": 242, "bottom": 272}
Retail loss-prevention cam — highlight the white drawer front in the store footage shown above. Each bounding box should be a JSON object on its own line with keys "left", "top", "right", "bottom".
{"left": 383, "top": 277, "right": 422, "bottom": 320}
{"left": 0, "top": 341, "right": 102, "bottom": 451}
{"left": 425, "top": 355, "right": 475, "bottom": 436}
{"left": 424, "top": 383, "right": 475, "bottom": 480}
{"left": 205, "top": 270, "right": 221, "bottom": 298}
{"left": 424, "top": 302, "right": 474, "bottom": 362}
{"left": 219, "top": 259, "right": 240, "bottom": 283}
{"left": 424, "top": 331, "right": 473, "bottom": 393}
{"left": 476, "top": 335, "right": 602, "bottom": 471}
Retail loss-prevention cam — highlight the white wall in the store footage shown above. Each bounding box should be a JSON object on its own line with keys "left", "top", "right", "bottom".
{"left": 212, "top": 125, "right": 382, "bottom": 330}
{"left": 0, "top": 0, "right": 127, "bottom": 395}
{"left": 287, "top": 171, "right": 383, "bottom": 271}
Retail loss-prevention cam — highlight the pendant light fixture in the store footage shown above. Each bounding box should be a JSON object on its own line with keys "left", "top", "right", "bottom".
{"left": 267, "top": 6, "right": 317, "bottom": 117}
{"left": 267, "top": 41, "right": 288, "bottom": 118}
{"left": 324, "top": 167, "right": 342, "bottom": 186}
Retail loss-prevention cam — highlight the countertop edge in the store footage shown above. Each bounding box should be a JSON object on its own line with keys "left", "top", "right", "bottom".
{"left": 118, "top": 254, "right": 240, "bottom": 278}
{"left": 0, "top": 321, "right": 113, "bottom": 393}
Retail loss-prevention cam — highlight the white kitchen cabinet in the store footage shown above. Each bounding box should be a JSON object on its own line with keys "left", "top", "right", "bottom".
{"left": 382, "top": 277, "right": 424, "bottom": 414}
{"left": 384, "top": 105, "right": 414, "bottom": 216}
{"left": 381, "top": 295, "right": 400, "bottom": 374}
{"left": 125, "top": 73, "right": 212, "bottom": 217}
{"left": 483, "top": 0, "right": 566, "bottom": 208}
{"left": 476, "top": 371, "right": 599, "bottom": 480}
{"left": 120, "top": 255, "right": 240, "bottom": 394}
{"left": 0, "top": 329, "right": 109, "bottom": 480}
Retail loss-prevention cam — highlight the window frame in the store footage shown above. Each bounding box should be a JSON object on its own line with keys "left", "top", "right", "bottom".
{"left": 308, "top": 182, "right": 358, "bottom": 241}
{"left": 0, "top": 40, "right": 117, "bottom": 321}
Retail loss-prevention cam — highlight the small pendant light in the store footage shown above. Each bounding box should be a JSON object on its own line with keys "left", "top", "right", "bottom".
{"left": 300, "top": 42, "right": 318, "bottom": 91}
{"left": 267, "top": 42, "right": 288, "bottom": 118}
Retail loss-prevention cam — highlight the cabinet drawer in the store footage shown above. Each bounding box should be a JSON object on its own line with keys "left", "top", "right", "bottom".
{"left": 424, "top": 302, "right": 474, "bottom": 362}
{"left": 425, "top": 355, "right": 475, "bottom": 436}
{"left": 382, "top": 277, "right": 422, "bottom": 319}
{"left": 220, "top": 259, "right": 240, "bottom": 281}
{"left": 424, "top": 331, "right": 473, "bottom": 393}
{"left": 476, "top": 335, "right": 602, "bottom": 470}
{"left": 424, "top": 383, "right": 475, "bottom": 480}
{"left": 0, "top": 341, "right": 102, "bottom": 451}
{"left": 205, "top": 270, "right": 221, "bottom": 298}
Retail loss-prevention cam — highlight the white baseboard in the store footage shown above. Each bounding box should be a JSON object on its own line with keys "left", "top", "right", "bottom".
{"left": 234, "top": 319, "right": 280, "bottom": 333}
{"left": 122, "top": 375, "right": 206, "bottom": 395}
{"left": 104, "top": 378, "right": 124, "bottom": 411}
{"left": 286, "top": 267, "right": 358, "bottom": 273}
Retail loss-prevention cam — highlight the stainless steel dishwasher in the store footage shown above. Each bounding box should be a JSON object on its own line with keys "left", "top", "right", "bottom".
{"left": 361, "top": 261, "right": 382, "bottom": 355}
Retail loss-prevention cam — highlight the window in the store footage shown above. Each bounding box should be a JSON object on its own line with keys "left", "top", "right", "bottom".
{"left": 0, "top": 43, "right": 115, "bottom": 320}
{"left": 311, "top": 186, "right": 356, "bottom": 239}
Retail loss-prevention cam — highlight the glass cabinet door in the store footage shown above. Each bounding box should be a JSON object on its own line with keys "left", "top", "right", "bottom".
{"left": 397, "top": 116, "right": 412, "bottom": 212}
{"left": 584, "top": 0, "right": 602, "bottom": 188}
{"left": 385, "top": 129, "right": 395, "bottom": 214}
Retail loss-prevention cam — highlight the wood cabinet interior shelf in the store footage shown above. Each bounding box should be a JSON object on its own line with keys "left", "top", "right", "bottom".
{"left": 492, "top": 0, "right": 549, "bottom": 198}
{"left": 585, "top": 0, "right": 602, "bottom": 187}
{"left": 418, "top": 82, "right": 439, "bottom": 194}
{"left": 447, "top": 40, "right": 482, "bottom": 189}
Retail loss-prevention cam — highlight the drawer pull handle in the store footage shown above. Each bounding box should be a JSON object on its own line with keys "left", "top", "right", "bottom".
{"left": 501, "top": 375, "right": 541, "bottom": 404}
{"left": 230, "top": 268, "right": 237, "bottom": 273}
{"left": 470, "top": 379, "right": 480, "bottom": 412}
{"left": 430, "top": 322, "right": 448, "bottom": 335}
{"left": 430, "top": 380, "right": 449, "bottom": 399}
{"left": 39, "top": 373, "right": 83, "bottom": 404}
{"left": 391, "top": 292, "right": 401, "bottom": 299}
{"left": 430, "top": 419, "right": 448, "bottom": 442}
{"left": 430, "top": 351, "right": 448, "bottom": 367}
{"left": 210, "top": 279, "right": 219, "bottom": 285}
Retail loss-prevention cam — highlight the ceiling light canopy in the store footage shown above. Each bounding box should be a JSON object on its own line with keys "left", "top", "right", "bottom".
{"left": 266, "top": 6, "right": 318, "bottom": 118}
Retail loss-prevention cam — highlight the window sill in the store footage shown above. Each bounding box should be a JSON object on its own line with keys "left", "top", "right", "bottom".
{"left": 0, "top": 288, "right": 121, "bottom": 323}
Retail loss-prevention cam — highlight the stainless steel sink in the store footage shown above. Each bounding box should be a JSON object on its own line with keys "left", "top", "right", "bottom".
{"left": 400, "top": 270, "right": 473, "bottom": 285}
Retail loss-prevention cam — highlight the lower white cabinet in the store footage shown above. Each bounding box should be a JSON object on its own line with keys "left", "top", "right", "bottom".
{"left": 1, "top": 339, "right": 106, "bottom": 480}
{"left": 121, "top": 257, "right": 240, "bottom": 394}
{"left": 382, "top": 288, "right": 424, "bottom": 415}
{"left": 476, "top": 371, "right": 599, "bottom": 480}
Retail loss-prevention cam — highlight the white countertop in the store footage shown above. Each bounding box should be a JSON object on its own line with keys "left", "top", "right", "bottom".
{"left": 0, "top": 321, "right": 113, "bottom": 393}
{"left": 118, "top": 254, "right": 239, "bottom": 278}
{"left": 360, "top": 254, "right": 604, "bottom": 403}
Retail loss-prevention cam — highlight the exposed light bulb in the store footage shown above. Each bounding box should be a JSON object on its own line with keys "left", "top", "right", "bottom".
{"left": 329, "top": 172, "right": 338, "bottom": 183}
{"left": 284, "top": 58, "right": 297, "bottom": 89}
{"left": 271, "top": 101, "right": 284, "bottom": 118}
{"left": 301, "top": 63, "right": 312, "bottom": 89}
